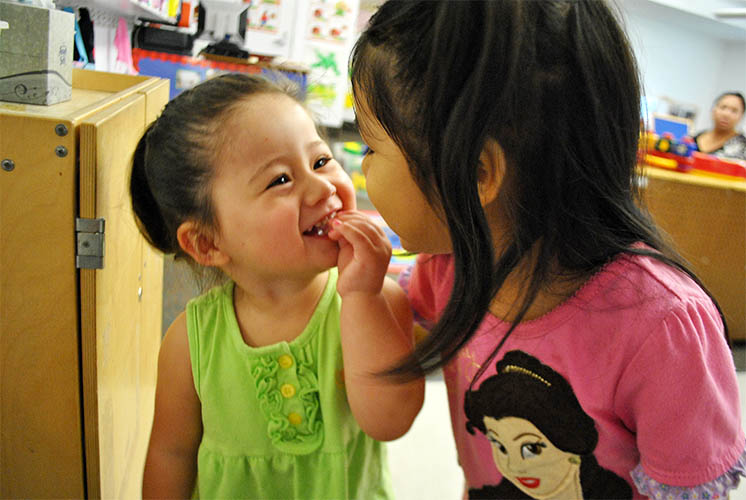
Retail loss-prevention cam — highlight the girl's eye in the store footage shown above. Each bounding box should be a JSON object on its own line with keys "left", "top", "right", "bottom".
{"left": 363, "top": 145, "right": 373, "bottom": 156}
{"left": 314, "top": 157, "right": 331, "bottom": 170}
{"left": 520, "top": 441, "right": 546, "bottom": 459}
{"left": 267, "top": 173, "right": 291, "bottom": 189}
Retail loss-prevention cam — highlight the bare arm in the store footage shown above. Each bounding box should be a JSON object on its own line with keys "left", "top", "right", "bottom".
{"left": 329, "top": 211, "right": 425, "bottom": 441}
{"left": 142, "top": 312, "right": 202, "bottom": 498}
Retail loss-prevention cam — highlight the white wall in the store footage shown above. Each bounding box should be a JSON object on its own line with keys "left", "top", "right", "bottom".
{"left": 720, "top": 40, "right": 746, "bottom": 97}
{"left": 620, "top": 0, "right": 746, "bottom": 134}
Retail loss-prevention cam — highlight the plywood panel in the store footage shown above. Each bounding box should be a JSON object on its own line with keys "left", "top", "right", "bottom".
{"left": 3, "top": 70, "right": 163, "bottom": 126}
{"left": 0, "top": 89, "right": 112, "bottom": 119}
{"left": 79, "top": 88, "right": 163, "bottom": 499}
{"left": 134, "top": 75, "right": 167, "bottom": 499}
{"left": 641, "top": 168, "right": 746, "bottom": 341}
{"left": 0, "top": 113, "right": 85, "bottom": 497}
{"left": 73, "top": 67, "right": 155, "bottom": 94}
{"left": 140, "top": 77, "right": 170, "bottom": 124}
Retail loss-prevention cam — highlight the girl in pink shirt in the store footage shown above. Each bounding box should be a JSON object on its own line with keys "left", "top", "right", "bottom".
{"left": 350, "top": 0, "right": 745, "bottom": 497}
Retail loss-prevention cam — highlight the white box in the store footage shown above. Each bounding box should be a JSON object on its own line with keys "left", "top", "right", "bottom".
{"left": 0, "top": 2, "right": 74, "bottom": 105}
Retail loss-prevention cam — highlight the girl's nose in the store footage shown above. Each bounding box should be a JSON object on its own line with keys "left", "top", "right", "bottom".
{"left": 305, "top": 175, "right": 337, "bottom": 205}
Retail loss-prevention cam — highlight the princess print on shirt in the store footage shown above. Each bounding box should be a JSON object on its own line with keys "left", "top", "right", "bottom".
{"left": 464, "top": 350, "right": 632, "bottom": 499}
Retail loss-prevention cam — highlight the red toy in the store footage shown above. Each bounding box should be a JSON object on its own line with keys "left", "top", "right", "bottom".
{"left": 641, "top": 131, "right": 745, "bottom": 180}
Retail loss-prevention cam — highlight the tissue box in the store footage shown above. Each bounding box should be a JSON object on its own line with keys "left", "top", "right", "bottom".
{"left": 0, "top": 2, "right": 74, "bottom": 105}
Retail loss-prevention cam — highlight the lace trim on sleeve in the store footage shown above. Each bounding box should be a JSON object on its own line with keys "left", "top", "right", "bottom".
{"left": 397, "top": 264, "right": 434, "bottom": 330}
{"left": 631, "top": 446, "right": 746, "bottom": 499}
{"left": 397, "top": 265, "right": 412, "bottom": 292}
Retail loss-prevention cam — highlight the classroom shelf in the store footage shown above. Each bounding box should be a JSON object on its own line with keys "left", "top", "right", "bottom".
{"left": 57, "top": 0, "right": 179, "bottom": 24}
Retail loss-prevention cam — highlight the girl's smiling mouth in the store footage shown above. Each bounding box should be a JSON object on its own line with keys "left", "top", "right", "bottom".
{"left": 303, "top": 211, "right": 338, "bottom": 236}
{"left": 517, "top": 477, "right": 540, "bottom": 489}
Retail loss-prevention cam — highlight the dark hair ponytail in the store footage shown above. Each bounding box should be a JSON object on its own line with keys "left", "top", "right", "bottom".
{"left": 130, "top": 122, "right": 175, "bottom": 253}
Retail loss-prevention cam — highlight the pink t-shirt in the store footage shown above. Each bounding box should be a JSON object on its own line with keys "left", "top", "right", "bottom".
{"left": 404, "top": 251, "right": 744, "bottom": 498}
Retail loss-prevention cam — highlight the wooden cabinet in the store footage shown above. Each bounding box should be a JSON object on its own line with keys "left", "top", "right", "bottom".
{"left": 0, "top": 69, "right": 169, "bottom": 498}
{"left": 641, "top": 167, "right": 746, "bottom": 342}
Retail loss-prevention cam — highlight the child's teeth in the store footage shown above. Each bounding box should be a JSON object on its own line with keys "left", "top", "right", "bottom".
{"left": 306, "top": 212, "right": 336, "bottom": 236}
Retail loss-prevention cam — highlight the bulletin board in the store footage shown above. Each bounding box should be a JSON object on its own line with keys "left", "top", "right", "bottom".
{"left": 132, "top": 48, "right": 307, "bottom": 100}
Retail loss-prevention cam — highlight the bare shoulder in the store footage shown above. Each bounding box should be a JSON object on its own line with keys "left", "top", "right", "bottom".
{"left": 157, "top": 312, "right": 197, "bottom": 399}
{"left": 150, "top": 311, "right": 201, "bottom": 444}
{"left": 161, "top": 312, "right": 190, "bottom": 363}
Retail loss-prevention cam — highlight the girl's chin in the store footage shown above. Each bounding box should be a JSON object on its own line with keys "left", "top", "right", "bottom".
{"left": 312, "top": 245, "right": 341, "bottom": 270}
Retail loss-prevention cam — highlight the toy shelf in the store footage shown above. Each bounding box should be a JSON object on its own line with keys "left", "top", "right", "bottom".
{"left": 57, "top": 0, "right": 179, "bottom": 25}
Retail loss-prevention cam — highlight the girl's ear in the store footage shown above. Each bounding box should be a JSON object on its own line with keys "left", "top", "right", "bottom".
{"left": 477, "top": 139, "right": 506, "bottom": 207}
{"left": 176, "top": 221, "right": 229, "bottom": 267}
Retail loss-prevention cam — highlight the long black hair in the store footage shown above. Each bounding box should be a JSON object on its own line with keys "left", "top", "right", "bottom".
{"left": 350, "top": 0, "right": 727, "bottom": 377}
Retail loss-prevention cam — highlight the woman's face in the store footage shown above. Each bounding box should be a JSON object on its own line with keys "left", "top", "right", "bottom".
{"left": 712, "top": 94, "right": 745, "bottom": 133}
{"left": 483, "top": 416, "right": 581, "bottom": 499}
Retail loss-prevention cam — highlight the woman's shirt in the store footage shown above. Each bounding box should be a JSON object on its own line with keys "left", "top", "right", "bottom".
{"left": 401, "top": 251, "right": 745, "bottom": 498}
{"left": 694, "top": 131, "right": 746, "bottom": 161}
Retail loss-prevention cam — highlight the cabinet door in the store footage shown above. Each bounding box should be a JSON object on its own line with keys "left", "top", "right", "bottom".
{"left": 78, "top": 80, "right": 168, "bottom": 499}
{"left": 0, "top": 111, "right": 85, "bottom": 499}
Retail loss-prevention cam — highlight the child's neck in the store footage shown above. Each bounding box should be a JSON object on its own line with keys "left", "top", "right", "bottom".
{"left": 232, "top": 271, "right": 330, "bottom": 348}
{"left": 489, "top": 279, "right": 580, "bottom": 323}
{"left": 487, "top": 253, "right": 586, "bottom": 323}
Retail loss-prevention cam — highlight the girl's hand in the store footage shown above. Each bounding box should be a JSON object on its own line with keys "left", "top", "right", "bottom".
{"left": 328, "top": 210, "right": 391, "bottom": 297}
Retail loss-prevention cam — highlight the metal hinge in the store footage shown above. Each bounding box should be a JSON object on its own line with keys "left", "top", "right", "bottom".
{"left": 76, "top": 217, "right": 105, "bottom": 269}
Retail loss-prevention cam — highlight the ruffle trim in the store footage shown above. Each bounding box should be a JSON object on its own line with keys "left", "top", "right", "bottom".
{"left": 250, "top": 344, "right": 323, "bottom": 455}
{"left": 631, "top": 447, "right": 746, "bottom": 499}
{"left": 397, "top": 265, "right": 434, "bottom": 331}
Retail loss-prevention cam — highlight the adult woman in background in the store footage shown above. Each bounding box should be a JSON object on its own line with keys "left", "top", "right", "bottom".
{"left": 693, "top": 91, "right": 746, "bottom": 161}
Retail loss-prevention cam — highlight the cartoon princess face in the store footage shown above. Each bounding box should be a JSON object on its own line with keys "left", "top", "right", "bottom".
{"left": 464, "top": 350, "right": 632, "bottom": 499}
{"left": 482, "top": 416, "right": 581, "bottom": 499}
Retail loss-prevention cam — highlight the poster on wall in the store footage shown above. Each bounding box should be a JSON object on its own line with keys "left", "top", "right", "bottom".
{"left": 303, "top": 44, "right": 347, "bottom": 126}
{"left": 301, "top": 0, "right": 358, "bottom": 127}
{"left": 247, "top": 0, "right": 282, "bottom": 33}
{"left": 244, "top": 0, "right": 298, "bottom": 58}
{"left": 306, "top": 0, "right": 355, "bottom": 43}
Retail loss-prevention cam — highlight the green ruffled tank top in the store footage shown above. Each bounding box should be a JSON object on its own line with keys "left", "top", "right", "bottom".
{"left": 186, "top": 269, "right": 394, "bottom": 499}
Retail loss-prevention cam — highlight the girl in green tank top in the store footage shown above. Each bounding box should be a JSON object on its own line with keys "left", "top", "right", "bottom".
{"left": 130, "top": 73, "right": 424, "bottom": 499}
